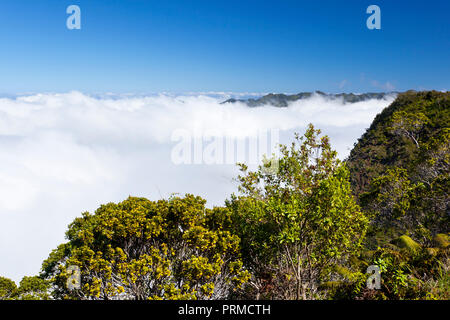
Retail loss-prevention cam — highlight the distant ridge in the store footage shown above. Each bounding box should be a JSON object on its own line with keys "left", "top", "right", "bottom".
{"left": 221, "top": 91, "right": 397, "bottom": 107}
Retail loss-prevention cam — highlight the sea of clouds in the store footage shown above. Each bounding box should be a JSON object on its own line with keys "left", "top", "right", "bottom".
{"left": 0, "top": 91, "right": 395, "bottom": 282}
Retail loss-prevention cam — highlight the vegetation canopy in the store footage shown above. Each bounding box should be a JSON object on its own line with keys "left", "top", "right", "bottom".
{"left": 40, "top": 195, "right": 249, "bottom": 300}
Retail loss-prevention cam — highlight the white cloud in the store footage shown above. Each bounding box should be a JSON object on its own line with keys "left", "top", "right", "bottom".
{"left": 0, "top": 91, "right": 395, "bottom": 282}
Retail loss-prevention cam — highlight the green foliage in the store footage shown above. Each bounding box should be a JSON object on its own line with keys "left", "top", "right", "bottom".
{"left": 0, "top": 276, "right": 50, "bottom": 300}
{"left": 0, "top": 277, "right": 17, "bottom": 300}
{"left": 16, "top": 276, "right": 50, "bottom": 300}
{"left": 367, "top": 247, "right": 434, "bottom": 299}
{"left": 347, "top": 90, "right": 449, "bottom": 196}
{"left": 350, "top": 91, "right": 449, "bottom": 246}
{"left": 41, "top": 195, "right": 249, "bottom": 300}
{"left": 335, "top": 235, "right": 450, "bottom": 300}
{"left": 433, "top": 234, "right": 450, "bottom": 249}
{"left": 360, "top": 168, "right": 418, "bottom": 223}
{"left": 426, "top": 262, "right": 450, "bottom": 300}
{"left": 389, "top": 110, "right": 430, "bottom": 148}
{"left": 228, "top": 124, "right": 369, "bottom": 299}
{"left": 391, "top": 235, "right": 422, "bottom": 254}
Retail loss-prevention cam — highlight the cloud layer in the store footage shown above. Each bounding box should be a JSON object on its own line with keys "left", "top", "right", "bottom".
{"left": 0, "top": 91, "right": 395, "bottom": 281}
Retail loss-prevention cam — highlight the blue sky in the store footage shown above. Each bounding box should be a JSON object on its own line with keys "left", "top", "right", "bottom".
{"left": 0, "top": 0, "right": 448, "bottom": 93}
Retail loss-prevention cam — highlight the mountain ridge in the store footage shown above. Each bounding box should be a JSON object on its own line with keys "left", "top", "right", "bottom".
{"left": 221, "top": 91, "right": 398, "bottom": 107}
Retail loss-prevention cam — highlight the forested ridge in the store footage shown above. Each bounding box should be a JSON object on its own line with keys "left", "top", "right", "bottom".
{"left": 1, "top": 91, "right": 448, "bottom": 300}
